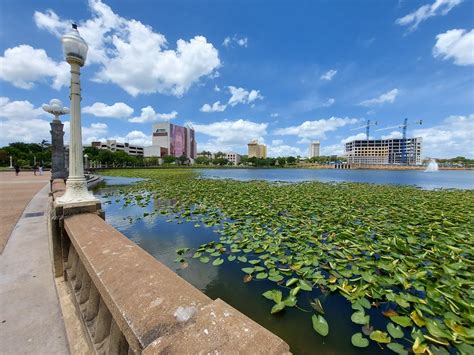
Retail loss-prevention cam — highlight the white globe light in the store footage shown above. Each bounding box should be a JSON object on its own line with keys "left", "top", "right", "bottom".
{"left": 50, "top": 99, "right": 62, "bottom": 107}
{"left": 61, "top": 24, "right": 88, "bottom": 65}
{"left": 51, "top": 104, "right": 61, "bottom": 112}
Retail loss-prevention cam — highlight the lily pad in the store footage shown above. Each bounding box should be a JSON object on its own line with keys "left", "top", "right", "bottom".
{"left": 370, "top": 330, "right": 391, "bottom": 343}
{"left": 311, "top": 314, "right": 329, "bottom": 336}
{"left": 387, "top": 323, "right": 404, "bottom": 339}
{"left": 212, "top": 258, "right": 224, "bottom": 266}
{"left": 351, "top": 310, "right": 370, "bottom": 325}
{"left": 351, "top": 333, "right": 369, "bottom": 348}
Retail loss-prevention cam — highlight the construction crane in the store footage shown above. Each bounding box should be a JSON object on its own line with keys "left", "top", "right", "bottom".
{"left": 376, "top": 118, "right": 422, "bottom": 164}
{"left": 350, "top": 119, "right": 378, "bottom": 140}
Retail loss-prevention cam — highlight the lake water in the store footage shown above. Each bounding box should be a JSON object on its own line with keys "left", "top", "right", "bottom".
{"left": 196, "top": 168, "right": 473, "bottom": 190}
{"left": 94, "top": 174, "right": 459, "bottom": 354}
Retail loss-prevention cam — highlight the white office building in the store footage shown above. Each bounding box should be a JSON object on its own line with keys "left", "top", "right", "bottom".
{"left": 309, "top": 142, "right": 320, "bottom": 158}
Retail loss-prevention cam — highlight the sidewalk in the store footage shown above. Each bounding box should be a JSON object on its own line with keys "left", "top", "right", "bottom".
{"left": 0, "top": 171, "right": 52, "bottom": 253}
{"left": 0, "top": 181, "right": 69, "bottom": 354}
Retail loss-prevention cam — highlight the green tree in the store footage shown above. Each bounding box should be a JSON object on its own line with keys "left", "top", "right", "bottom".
{"left": 162, "top": 155, "right": 176, "bottom": 164}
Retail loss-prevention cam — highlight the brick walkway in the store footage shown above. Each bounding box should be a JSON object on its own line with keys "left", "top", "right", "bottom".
{"left": 0, "top": 171, "right": 51, "bottom": 253}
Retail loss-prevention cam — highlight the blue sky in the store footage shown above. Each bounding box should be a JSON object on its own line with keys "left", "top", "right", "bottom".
{"left": 0, "top": 0, "right": 473, "bottom": 158}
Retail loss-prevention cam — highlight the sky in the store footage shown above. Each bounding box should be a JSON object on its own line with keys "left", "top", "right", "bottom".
{"left": 0, "top": 0, "right": 473, "bottom": 158}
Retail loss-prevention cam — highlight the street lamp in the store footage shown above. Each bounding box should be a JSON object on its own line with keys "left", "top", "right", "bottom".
{"left": 84, "top": 153, "right": 89, "bottom": 170}
{"left": 43, "top": 99, "right": 69, "bottom": 180}
{"left": 42, "top": 99, "right": 69, "bottom": 122}
{"left": 56, "top": 24, "right": 97, "bottom": 206}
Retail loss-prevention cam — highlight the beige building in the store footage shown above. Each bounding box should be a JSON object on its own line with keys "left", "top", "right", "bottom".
{"left": 226, "top": 152, "right": 241, "bottom": 165}
{"left": 248, "top": 140, "right": 267, "bottom": 158}
{"left": 91, "top": 140, "right": 144, "bottom": 156}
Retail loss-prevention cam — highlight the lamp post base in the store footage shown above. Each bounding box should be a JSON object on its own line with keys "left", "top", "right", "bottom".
{"left": 55, "top": 177, "right": 98, "bottom": 207}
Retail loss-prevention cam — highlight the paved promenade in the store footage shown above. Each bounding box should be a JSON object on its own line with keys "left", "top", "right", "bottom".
{"left": 0, "top": 172, "right": 69, "bottom": 354}
{"left": 0, "top": 171, "right": 52, "bottom": 253}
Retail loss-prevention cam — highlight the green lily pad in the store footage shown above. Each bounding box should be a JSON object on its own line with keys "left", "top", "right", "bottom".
{"left": 387, "top": 343, "right": 408, "bottom": 354}
{"left": 387, "top": 323, "right": 404, "bottom": 339}
{"left": 241, "top": 267, "right": 255, "bottom": 274}
{"left": 256, "top": 272, "right": 268, "bottom": 279}
{"left": 351, "top": 333, "right": 369, "bottom": 348}
{"left": 271, "top": 302, "right": 286, "bottom": 314}
{"left": 391, "top": 316, "right": 412, "bottom": 327}
{"left": 370, "top": 330, "right": 391, "bottom": 343}
{"left": 262, "top": 289, "right": 282, "bottom": 303}
{"left": 351, "top": 310, "right": 370, "bottom": 325}
{"left": 212, "top": 258, "right": 224, "bottom": 266}
{"left": 199, "top": 256, "right": 209, "bottom": 264}
{"left": 311, "top": 314, "right": 329, "bottom": 336}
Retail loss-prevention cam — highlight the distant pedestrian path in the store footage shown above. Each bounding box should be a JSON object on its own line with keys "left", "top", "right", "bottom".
{"left": 0, "top": 171, "right": 51, "bottom": 253}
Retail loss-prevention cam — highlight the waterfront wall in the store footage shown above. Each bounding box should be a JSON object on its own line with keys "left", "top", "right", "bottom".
{"left": 49, "top": 179, "right": 290, "bottom": 354}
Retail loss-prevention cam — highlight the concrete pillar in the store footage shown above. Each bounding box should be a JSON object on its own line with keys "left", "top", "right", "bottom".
{"left": 56, "top": 60, "right": 98, "bottom": 206}
{"left": 50, "top": 120, "right": 67, "bottom": 179}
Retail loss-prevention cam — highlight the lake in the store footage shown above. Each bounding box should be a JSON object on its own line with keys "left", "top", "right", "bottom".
{"left": 95, "top": 176, "right": 391, "bottom": 354}
{"left": 94, "top": 172, "right": 472, "bottom": 354}
{"left": 196, "top": 168, "right": 473, "bottom": 190}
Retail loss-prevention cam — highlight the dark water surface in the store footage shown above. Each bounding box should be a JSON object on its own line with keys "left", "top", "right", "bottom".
{"left": 197, "top": 168, "right": 473, "bottom": 190}
{"left": 93, "top": 176, "right": 424, "bottom": 354}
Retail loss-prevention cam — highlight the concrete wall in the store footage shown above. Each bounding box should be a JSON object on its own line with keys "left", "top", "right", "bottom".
{"left": 50, "top": 180, "right": 290, "bottom": 354}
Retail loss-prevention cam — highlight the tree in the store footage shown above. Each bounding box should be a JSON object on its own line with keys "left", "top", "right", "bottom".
{"left": 286, "top": 156, "right": 296, "bottom": 164}
{"left": 162, "top": 155, "right": 176, "bottom": 164}
{"left": 178, "top": 154, "right": 188, "bottom": 165}
{"left": 277, "top": 157, "right": 286, "bottom": 166}
{"left": 212, "top": 157, "right": 229, "bottom": 166}
{"left": 195, "top": 156, "right": 210, "bottom": 165}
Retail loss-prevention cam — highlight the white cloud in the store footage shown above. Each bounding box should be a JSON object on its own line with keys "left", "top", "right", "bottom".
{"left": 192, "top": 119, "right": 267, "bottom": 152}
{"left": 0, "top": 45, "right": 69, "bottom": 90}
{"left": 0, "top": 97, "right": 50, "bottom": 145}
{"left": 0, "top": 97, "right": 111, "bottom": 146}
{"left": 223, "top": 35, "right": 248, "bottom": 48}
{"left": 92, "top": 130, "right": 151, "bottom": 146}
{"left": 270, "top": 113, "right": 279, "bottom": 118}
{"left": 200, "top": 101, "right": 227, "bottom": 113}
{"left": 433, "top": 29, "right": 474, "bottom": 66}
{"left": 274, "top": 117, "right": 358, "bottom": 139}
{"left": 268, "top": 144, "right": 303, "bottom": 157}
{"left": 381, "top": 131, "right": 403, "bottom": 139}
{"left": 322, "top": 98, "right": 335, "bottom": 107}
{"left": 320, "top": 69, "right": 337, "bottom": 81}
{"left": 34, "top": 0, "right": 221, "bottom": 97}
{"left": 83, "top": 102, "right": 134, "bottom": 118}
{"left": 413, "top": 114, "right": 474, "bottom": 157}
{"left": 396, "top": 0, "right": 463, "bottom": 31}
{"left": 214, "top": 85, "right": 221, "bottom": 92}
{"left": 128, "top": 106, "right": 177, "bottom": 123}
{"left": 227, "top": 86, "right": 263, "bottom": 106}
{"left": 359, "top": 89, "right": 399, "bottom": 107}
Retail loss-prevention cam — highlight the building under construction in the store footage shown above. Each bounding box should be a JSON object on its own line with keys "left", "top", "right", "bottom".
{"left": 344, "top": 137, "right": 422, "bottom": 165}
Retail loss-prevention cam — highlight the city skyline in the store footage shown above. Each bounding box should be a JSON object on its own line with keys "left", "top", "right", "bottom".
{"left": 0, "top": 0, "right": 473, "bottom": 158}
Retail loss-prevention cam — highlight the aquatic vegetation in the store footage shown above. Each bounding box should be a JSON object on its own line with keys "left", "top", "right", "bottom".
{"left": 100, "top": 169, "right": 474, "bottom": 354}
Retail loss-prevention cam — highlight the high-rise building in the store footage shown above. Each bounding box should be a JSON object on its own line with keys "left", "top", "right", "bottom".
{"left": 144, "top": 122, "right": 197, "bottom": 159}
{"left": 344, "top": 137, "right": 422, "bottom": 165}
{"left": 248, "top": 140, "right": 267, "bottom": 158}
{"left": 309, "top": 142, "right": 320, "bottom": 158}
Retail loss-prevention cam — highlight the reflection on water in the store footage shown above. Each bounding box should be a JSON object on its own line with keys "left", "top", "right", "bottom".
{"left": 197, "top": 168, "right": 474, "bottom": 190}
{"left": 94, "top": 177, "right": 398, "bottom": 354}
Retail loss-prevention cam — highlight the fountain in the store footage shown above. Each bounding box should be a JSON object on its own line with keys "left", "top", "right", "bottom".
{"left": 425, "top": 159, "right": 439, "bottom": 172}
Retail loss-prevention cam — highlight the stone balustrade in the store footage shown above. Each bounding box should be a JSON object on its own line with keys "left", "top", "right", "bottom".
{"left": 49, "top": 179, "right": 290, "bottom": 354}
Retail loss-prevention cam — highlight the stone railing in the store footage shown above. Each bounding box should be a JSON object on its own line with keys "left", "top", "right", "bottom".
{"left": 50, "top": 179, "right": 290, "bottom": 354}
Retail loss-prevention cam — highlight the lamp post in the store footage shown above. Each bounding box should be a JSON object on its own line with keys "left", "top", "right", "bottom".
{"left": 84, "top": 153, "right": 89, "bottom": 170}
{"left": 43, "top": 99, "right": 69, "bottom": 180}
{"left": 56, "top": 24, "right": 97, "bottom": 206}
{"left": 9, "top": 156, "right": 13, "bottom": 169}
